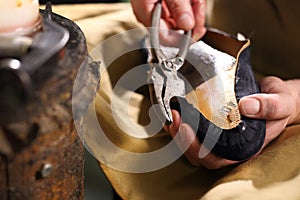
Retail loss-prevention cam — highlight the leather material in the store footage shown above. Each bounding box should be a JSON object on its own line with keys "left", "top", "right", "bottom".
{"left": 169, "top": 30, "right": 266, "bottom": 161}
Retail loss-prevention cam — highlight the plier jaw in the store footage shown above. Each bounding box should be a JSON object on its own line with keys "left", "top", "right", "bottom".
{"left": 148, "top": 62, "right": 186, "bottom": 124}
{"left": 147, "top": 1, "right": 191, "bottom": 124}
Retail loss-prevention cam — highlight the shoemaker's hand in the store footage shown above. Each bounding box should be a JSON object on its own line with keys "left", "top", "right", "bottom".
{"left": 165, "top": 76, "right": 300, "bottom": 169}
{"left": 239, "top": 76, "right": 300, "bottom": 148}
{"left": 130, "top": 0, "right": 206, "bottom": 43}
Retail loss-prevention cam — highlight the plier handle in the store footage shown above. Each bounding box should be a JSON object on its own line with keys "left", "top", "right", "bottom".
{"left": 148, "top": 1, "right": 192, "bottom": 124}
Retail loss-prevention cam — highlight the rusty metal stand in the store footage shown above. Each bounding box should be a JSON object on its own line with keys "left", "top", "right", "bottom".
{"left": 0, "top": 5, "right": 96, "bottom": 199}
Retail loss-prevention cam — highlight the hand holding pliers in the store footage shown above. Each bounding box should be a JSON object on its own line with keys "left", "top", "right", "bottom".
{"left": 147, "top": 1, "right": 191, "bottom": 124}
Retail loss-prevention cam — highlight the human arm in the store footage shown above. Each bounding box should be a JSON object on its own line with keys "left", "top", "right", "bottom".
{"left": 166, "top": 76, "right": 300, "bottom": 169}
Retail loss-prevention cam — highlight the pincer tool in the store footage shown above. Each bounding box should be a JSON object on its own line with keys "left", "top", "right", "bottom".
{"left": 148, "top": 1, "right": 191, "bottom": 124}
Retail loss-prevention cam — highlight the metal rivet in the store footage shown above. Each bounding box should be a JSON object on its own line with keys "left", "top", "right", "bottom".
{"left": 238, "top": 121, "right": 247, "bottom": 132}
{"left": 177, "top": 57, "right": 183, "bottom": 63}
{"left": 41, "top": 163, "right": 53, "bottom": 178}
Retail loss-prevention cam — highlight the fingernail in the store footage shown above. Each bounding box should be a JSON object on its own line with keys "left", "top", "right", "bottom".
{"left": 241, "top": 98, "right": 260, "bottom": 115}
{"left": 178, "top": 13, "right": 194, "bottom": 30}
{"left": 178, "top": 125, "right": 186, "bottom": 143}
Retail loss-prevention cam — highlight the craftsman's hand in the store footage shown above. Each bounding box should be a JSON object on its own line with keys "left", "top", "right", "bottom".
{"left": 130, "top": 0, "right": 206, "bottom": 43}
{"left": 239, "top": 77, "right": 300, "bottom": 148}
{"left": 166, "top": 76, "right": 300, "bottom": 169}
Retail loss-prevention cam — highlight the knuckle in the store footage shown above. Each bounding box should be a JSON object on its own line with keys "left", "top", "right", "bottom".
{"left": 260, "top": 76, "right": 284, "bottom": 93}
{"left": 264, "top": 98, "right": 277, "bottom": 117}
{"left": 166, "top": 0, "right": 186, "bottom": 11}
{"left": 192, "top": 0, "right": 206, "bottom": 7}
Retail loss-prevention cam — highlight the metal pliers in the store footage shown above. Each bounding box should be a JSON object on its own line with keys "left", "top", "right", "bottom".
{"left": 148, "top": 1, "right": 191, "bottom": 124}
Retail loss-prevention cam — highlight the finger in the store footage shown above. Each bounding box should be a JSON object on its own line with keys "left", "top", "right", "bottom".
{"left": 191, "top": 0, "right": 207, "bottom": 41}
{"left": 165, "top": 0, "right": 195, "bottom": 31}
{"left": 169, "top": 110, "right": 238, "bottom": 169}
{"left": 168, "top": 111, "right": 200, "bottom": 165}
{"left": 182, "top": 123, "right": 239, "bottom": 168}
{"left": 130, "top": 0, "right": 159, "bottom": 27}
{"left": 157, "top": 19, "right": 183, "bottom": 46}
{"left": 163, "top": 124, "right": 170, "bottom": 133}
{"left": 169, "top": 109, "right": 181, "bottom": 136}
{"left": 239, "top": 93, "right": 294, "bottom": 120}
{"left": 262, "top": 119, "right": 288, "bottom": 148}
{"left": 176, "top": 123, "right": 202, "bottom": 166}
{"left": 161, "top": 1, "right": 177, "bottom": 28}
{"left": 259, "top": 76, "right": 298, "bottom": 124}
{"left": 259, "top": 76, "right": 286, "bottom": 94}
{"left": 239, "top": 77, "right": 295, "bottom": 120}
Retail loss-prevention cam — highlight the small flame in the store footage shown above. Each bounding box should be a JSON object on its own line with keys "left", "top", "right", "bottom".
{"left": 16, "top": 0, "right": 22, "bottom": 7}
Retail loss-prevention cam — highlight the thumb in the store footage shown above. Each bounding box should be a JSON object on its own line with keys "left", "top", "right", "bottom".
{"left": 164, "top": 0, "right": 195, "bottom": 31}
{"left": 239, "top": 93, "right": 294, "bottom": 121}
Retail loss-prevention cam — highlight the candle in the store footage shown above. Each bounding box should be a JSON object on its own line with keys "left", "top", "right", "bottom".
{"left": 0, "top": 0, "right": 40, "bottom": 35}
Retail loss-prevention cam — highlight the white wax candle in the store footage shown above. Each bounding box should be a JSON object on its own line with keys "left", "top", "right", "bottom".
{"left": 0, "top": 0, "right": 40, "bottom": 34}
